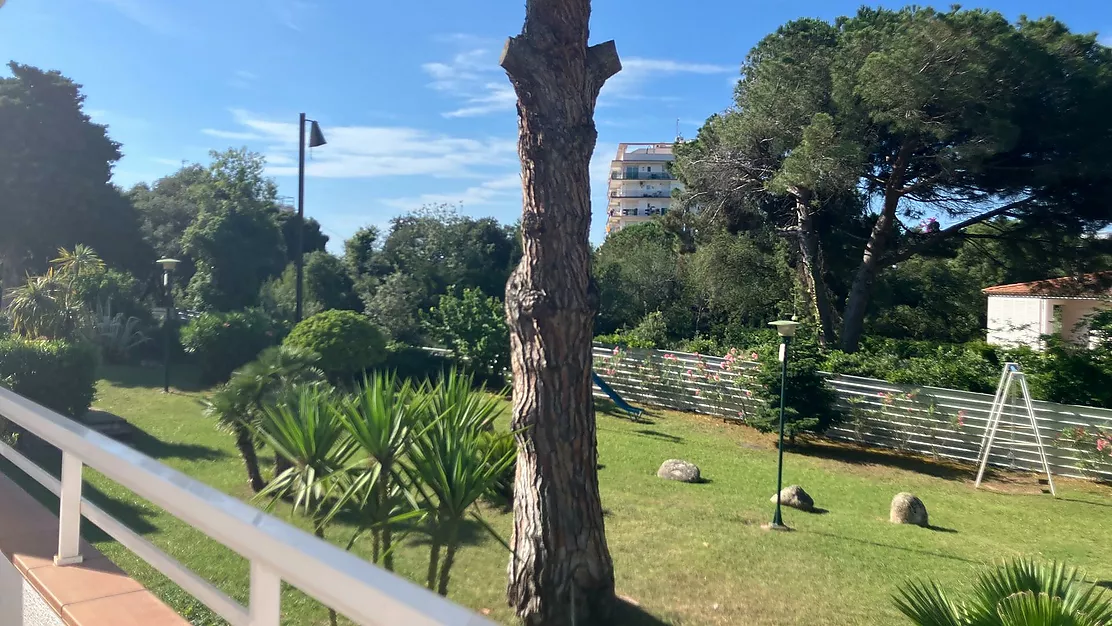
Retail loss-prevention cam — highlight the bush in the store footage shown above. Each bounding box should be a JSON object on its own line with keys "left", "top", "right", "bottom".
{"left": 180, "top": 309, "right": 281, "bottom": 384}
{"left": 595, "top": 311, "right": 671, "bottom": 350}
{"left": 477, "top": 430, "right": 517, "bottom": 509}
{"left": 379, "top": 343, "right": 452, "bottom": 384}
{"left": 825, "top": 342, "right": 1000, "bottom": 394}
{"left": 749, "top": 336, "right": 840, "bottom": 441}
{"left": 284, "top": 310, "right": 386, "bottom": 381}
{"left": 423, "top": 287, "right": 509, "bottom": 378}
{"left": 1024, "top": 339, "right": 1112, "bottom": 408}
{"left": 0, "top": 339, "right": 98, "bottom": 417}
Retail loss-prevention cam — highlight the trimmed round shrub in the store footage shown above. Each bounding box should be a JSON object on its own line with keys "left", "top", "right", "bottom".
{"left": 284, "top": 310, "right": 386, "bottom": 380}
{"left": 180, "top": 309, "right": 281, "bottom": 384}
{"left": 0, "top": 339, "right": 98, "bottom": 417}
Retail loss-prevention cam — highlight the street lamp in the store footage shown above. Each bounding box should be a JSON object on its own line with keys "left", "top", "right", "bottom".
{"left": 157, "top": 258, "right": 180, "bottom": 394}
{"left": 295, "top": 113, "right": 327, "bottom": 323}
{"left": 766, "top": 317, "right": 799, "bottom": 531}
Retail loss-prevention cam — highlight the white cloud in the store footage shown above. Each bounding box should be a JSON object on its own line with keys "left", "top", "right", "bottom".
{"left": 269, "top": 0, "right": 316, "bottom": 31}
{"left": 202, "top": 128, "right": 264, "bottom": 141}
{"left": 421, "top": 48, "right": 516, "bottom": 118}
{"left": 421, "top": 40, "right": 735, "bottom": 116}
{"left": 203, "top": 109, "right": 518, "bottom": 179}
{"left": 382, "top": 173, "right": 523, "bottom": 211}
{"left": 600, "top": 56, "right": 735, "bottom": 105}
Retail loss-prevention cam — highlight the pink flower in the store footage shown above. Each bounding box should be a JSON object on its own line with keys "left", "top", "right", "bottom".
{"left": 719, "top": 362, "right": 728, "bottom": 370}
{"left": 223, "top": 322, "right": 231, "bottom": 328}
{"left": 750, "top": 352, "right": 759, "bottom": 360}
{"left": 606, "top": 368, "right": 615, "bottom": 376}
{"left": 694, "top": 389, "right": 701, "bottom": 396}
{"left": 612, "top": 347, "right": 620, "bottom": 355}
{"left": 737, "top": 411, "right": 744, "bottom": 418}
{"left": 694, "top": 352, "right": 700, "bottom": 357}
{"left": 686, "top": 369, "right": 693, "bottom": 376}
{"left": 1098, "top": 438, "right": 1110, "bottom": 453}
{"left": 957, "top": 416, "right": 965, "bottom": 427}
{"left": 905, "top": 393, "right": 914, "bottom": 400}
{"left": 877, "top": 392, "right": 886, "bottom": 398}
{"left": 745, "top": 390, "right": 753, "bottom": 398}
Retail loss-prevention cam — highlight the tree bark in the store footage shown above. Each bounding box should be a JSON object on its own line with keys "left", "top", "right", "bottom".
{"left": 791, "top": 191, "right": 837, "bottom": 347}
{"left": 500, "top": 2, "right": 621, "bottom": 624}
{"left": 233, "top": 425, "right": 266, "bottom": 493}
{"left": 840, "top": 144, "right": 912, "bottom": 353}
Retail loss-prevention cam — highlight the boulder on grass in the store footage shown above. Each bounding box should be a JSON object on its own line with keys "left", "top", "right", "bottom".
{"left": 657, "top": 459, "right": 701, "bottom": 483}
{"left": 890, "top": 492, "right": 928, "bottom": 527}
{"left": 771, "top": 485, "right": 814, "bottom": 512}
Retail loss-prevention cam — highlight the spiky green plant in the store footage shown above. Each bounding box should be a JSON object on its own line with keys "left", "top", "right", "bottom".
{"left": 407, "top": 371, "right": 515, "bottom": 596}
{"left": 330, "top": 372, "right": 427, "bottom": 570}
{"left": 204, "top": 346, "right": 325, "bottom": 491}
{"left": 252, "top": 385, "right": 353, "bottom": 626}
{"left": 894, "top": 559, "right": 1112, "bottom": 626}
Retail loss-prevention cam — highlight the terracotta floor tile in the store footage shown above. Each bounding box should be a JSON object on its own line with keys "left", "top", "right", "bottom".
{"left": 2, "top": 528, "right": 100, "bottom": 572}
{"left": 62, "top": 590, "right": 190, "bottom": 626}
{"left": 25, "top": 555, "right": 144, "bottom": 613}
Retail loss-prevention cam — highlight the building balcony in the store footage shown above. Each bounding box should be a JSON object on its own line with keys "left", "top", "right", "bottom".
{"left": 0, "top": 387, "right": 494, "bottom": 626}
{"left": 609, "top": 172, "right": 675, "bottom": 181}
{"left": 609, "top": 191, "right": 672, "bottom": 199}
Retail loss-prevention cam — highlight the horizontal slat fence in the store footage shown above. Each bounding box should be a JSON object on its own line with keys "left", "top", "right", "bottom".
{"left": 592, "top": 344, "right": 1112, "bottom": 481}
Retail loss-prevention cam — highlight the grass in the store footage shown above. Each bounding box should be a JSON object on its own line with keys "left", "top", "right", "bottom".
{"left": 6, "top": 364, "right": 1112, "bottom": 625}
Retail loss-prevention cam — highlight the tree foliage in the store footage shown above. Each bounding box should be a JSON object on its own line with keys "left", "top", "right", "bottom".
{"left": 0, "top": 62, "right": 150, "bottom": 277}
{"left": 676, "top": 7, "right": 1112, "bottom": 351}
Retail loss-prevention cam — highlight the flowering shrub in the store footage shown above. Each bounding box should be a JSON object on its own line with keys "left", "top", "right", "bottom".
{"left": 1055, "top": 426, "right": 1112, "bottom": 476}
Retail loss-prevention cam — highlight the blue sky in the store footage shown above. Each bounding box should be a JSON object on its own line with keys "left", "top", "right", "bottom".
{"left": 1, "top": 0, "right": 1109, "bottom": 248}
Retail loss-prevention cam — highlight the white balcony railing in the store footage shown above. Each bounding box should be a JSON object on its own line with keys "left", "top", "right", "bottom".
{"left": 0, "top": 387, "right": 496, "bottom": 626}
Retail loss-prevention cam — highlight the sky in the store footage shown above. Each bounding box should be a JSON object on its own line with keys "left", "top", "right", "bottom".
{"left": 1, "top": 0, "right": 1109, "bottom": 249}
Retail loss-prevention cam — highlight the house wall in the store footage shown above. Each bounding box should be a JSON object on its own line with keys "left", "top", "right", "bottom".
{"left": 987, "top": 296, "right": 1110, "bottom": 349}
{"left": 0, "top": 550, "right": 65, "bottom": 626}
{"left": 986, "top": 296, "right": 1045, "bottom": 348}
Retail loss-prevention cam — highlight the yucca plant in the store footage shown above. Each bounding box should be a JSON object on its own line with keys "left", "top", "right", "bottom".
{"left": 204, "top": 346, "right": 325, "bottom": 492}
{"left": 252, "top": 386, "right": 353, "bottom": 626}
{"left": 894, "top": 559, "right": 1112, "bottom": 626}
{"left": 408, "top": 372, "right": 516, "bottom": 596}
{"left": 91, "top": 300, "right": 149, "bottom": 363}
{"left": 330, "top": 372, "right": 428, "bottom": 570}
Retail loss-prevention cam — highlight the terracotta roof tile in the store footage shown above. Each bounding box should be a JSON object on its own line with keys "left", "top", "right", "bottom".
{"left": 982, "top": 271, "right": 1112, "bottom": 297}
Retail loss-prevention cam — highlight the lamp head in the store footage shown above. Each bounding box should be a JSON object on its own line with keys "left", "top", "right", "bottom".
{"left": 157, "top": 258, "right": 181, "bottom": 272}
{"left": 769, "top": 319, "right": 800, "bottom": 338}
{"left": 308, "top": 121, "right": 327, "bottom": 148}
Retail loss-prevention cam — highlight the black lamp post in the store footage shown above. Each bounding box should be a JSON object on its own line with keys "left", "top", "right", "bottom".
{"left": 766, "top": 318, "right": 799, "bottom": 531}
{"left": 157, "top": 258, "right": 180, "bottom": 393}
{"left": 295, "top": 113, "right": 327, "bottom": 324}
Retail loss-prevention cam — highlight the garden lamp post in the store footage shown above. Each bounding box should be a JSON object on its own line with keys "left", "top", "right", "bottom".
{"left": 157, "top": 258, "right": 180, "bottom": 394}
{"left": 295, "top": 113, "right": 327, "bottom": 323}
{"left": 766, "top": 317, "right": 799, "bottom": 531}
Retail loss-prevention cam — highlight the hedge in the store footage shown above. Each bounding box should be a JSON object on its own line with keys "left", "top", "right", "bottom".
{"left": 0, "top": 339, "right": 99, "bottom": 417}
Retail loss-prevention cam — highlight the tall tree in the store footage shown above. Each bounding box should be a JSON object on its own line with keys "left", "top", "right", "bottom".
{"left": 0, "top": 62, "right": 150, "bottom": 277}
{"left": 128, "top": 164, "right": 209, "bottom": 286}
{"left": 678, "top": 8, "right": 1112, "bottom": 352}
{"left": 275, "top": 210, "right": 329, "bottom": 263}
{"left": 181, "top": 149, "right": 286, "bottom": 311}
{"left": 500, "top": 2, "right": 620, "bottom": 624}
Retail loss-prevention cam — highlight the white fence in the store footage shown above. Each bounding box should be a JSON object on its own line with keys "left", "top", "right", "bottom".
{"left": 592, "top": 344, "right": 1112, "bottom": 481}
{"left": 0, "top": 387, "right": 495, "bottom": 626}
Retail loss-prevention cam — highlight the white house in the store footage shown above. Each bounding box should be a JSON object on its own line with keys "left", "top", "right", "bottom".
{"left": 984, "top": 272, "right": 1112, "bottom": 349}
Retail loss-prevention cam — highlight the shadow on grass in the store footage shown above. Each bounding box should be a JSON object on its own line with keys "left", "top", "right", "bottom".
{"left": 927, "top": 525, "right": 958, "bottom": 533}
{"left": 594, "top": 399, "right": 655, "bottom": 424}
{"left": 127, "top": 427, "right": 228, "bottom": 462}
{"left": 633, "top": 429, "right": 683, "bottom": 444}
{"left": 1095, "top": 580, "right": 1112, "bottom": 591}
{"left": 808, "top": 530, "right": 978, "bottom": 564}
{"left": 612, "top": 597, "right": 674, "bottom": 626}
{"left": 791, "top": 441, "right": 974, "bottom": 482}
{"left": 99, "top": 364, "right": 208, "bottom": 393}
{"left": 1057, "top": 497, "right": 1112, "bottom": 510}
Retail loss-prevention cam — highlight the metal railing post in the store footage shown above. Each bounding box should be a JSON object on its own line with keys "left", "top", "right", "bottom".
{"left": 55, "top": 452, "right": 84, "bottom": 566}
{"left": 249, "top": 561, "right": 281, "bottom": 626}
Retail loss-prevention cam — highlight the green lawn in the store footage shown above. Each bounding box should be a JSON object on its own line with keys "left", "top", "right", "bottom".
{"left": 8, "top": 365, "right": 1112, "bottom": 625}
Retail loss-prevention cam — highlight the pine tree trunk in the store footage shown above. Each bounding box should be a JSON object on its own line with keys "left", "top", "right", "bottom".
{"left": 793, "top": 193, "right": 837, "bottom": 347}
{"left": 233, "top": 425, "right": 266, "bottom": 493}
{"left": 841, "top": 144, "right": 912, "bottom": 353}
{"left": 500, "top": 2, "right": 621, "bottom": 624}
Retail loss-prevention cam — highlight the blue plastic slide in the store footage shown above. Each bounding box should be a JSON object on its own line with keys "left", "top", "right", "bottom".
{"left": 592, "top": 371, "right": 644, "bottom": 418}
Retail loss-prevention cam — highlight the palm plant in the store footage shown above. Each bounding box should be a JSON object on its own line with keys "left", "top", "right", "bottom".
{"left": 252, "top": 386, "right": 353, "bottom": 626}
{"left": 204, "top": 346, "right": 325, "bottom": 492}
{"left": 894, "top": 559, "right": 1112, "bottom": 626}
{"left": 51, "top": 245, "right": 105, "bottom": 282}
{"left": 407, "top": 371, "right": 516, "bottom": 596}
{"left": 6, "top": 270, "right": 91, "bottom": 340}
{"left": 330, "top": 372, "right": 427, "bottom": 571}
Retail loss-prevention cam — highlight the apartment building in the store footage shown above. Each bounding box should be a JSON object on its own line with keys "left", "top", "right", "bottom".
{"left": 604, "top": 142, "right": 684, "bottom": 235}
